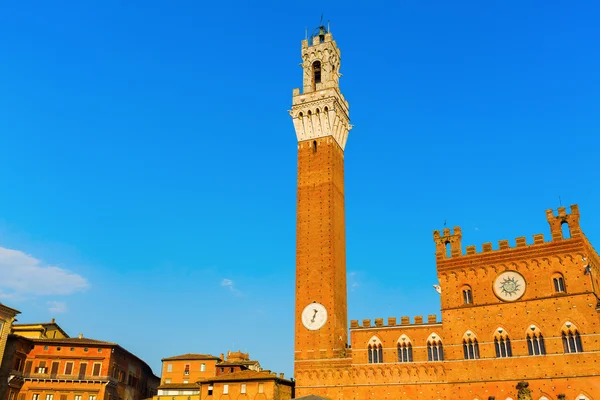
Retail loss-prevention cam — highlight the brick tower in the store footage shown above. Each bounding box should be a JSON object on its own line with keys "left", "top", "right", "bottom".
{"left": 290, "top": 25, "right": 352, "bottom": 392}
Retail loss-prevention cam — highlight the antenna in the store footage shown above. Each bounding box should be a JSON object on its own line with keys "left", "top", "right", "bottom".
{"left": 328, "top": 20, "right": 330, "bottom": 33}
{"left": 320, "top": 13, "right": 324, "bottom": 26}
{"left": 305, "top": 27, "right": 308, "bottom": 40}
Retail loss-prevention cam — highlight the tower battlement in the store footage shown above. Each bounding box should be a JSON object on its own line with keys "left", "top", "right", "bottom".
{"left": 434, "top": 205, "right": 585, "bottom": 262}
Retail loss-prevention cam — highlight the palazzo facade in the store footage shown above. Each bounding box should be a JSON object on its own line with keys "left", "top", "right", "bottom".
{"left": 291, "top": 26, "right": 600, "bottom": 400}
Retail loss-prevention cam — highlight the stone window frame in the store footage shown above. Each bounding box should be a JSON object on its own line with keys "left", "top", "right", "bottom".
{"left": 396, "top": 334, "right": 413, "bottom": 363}
{"left": 462, "top": 331, "right": 480, "bottom": 360}
{"left": 426, "top": 332, "right": 444, "bottom": 361}
{"left": 367, "top": 335, "right": 383, "bottom": 364}
{"left": 525, "top": 325, "right": 546, "bottom": 356}
{"left": 493, "top": 327, "right": 513, "bottom": 358}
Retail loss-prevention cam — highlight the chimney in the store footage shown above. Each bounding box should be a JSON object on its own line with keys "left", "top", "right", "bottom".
{"left": 220, "top": 353, "right": 224, "bottom": 361}
{"left": 279, "top": 373, "right": 284, "bottom": 378}
{"left": 78, "top": 333, "right": 83, "bottom": 339}
{"left": 51, "top": 318, "right": 55, "bottom": 324}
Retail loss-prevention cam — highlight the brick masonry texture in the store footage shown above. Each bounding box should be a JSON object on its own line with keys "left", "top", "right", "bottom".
{"left": 292, "top": 30, "right": 600, "bottom": 400}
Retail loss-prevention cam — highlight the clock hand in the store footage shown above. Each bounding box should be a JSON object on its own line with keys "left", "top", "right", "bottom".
{"left": 311, "top": 309, "right": 318, "bottom": 322}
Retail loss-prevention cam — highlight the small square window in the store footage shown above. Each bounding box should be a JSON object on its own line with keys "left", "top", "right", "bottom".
{"left": 166, "top": 364, "right": 172, "bottom": 373}
{"left": 74, "top": 396, "right": 81, "bottom": 400}
{"left": 223, "top": 385, "right": 229, "bottom": 395}
{"left": 200, "top": 363, "right": 206, "bottom": 372}
{"left": 98, "top": 349, "right": 102, "bottom": 353}
{"left": 241, "top": 384, "right": 246, "bottom": 394}
{"left": 208, "top": 386, "right": 213, "bottom": 396}
{"left": 84, "top": 348, "right": 88, "bottom": 352}
{"left": 183, "top": 380, "right": 188, "bottom": 384}
{"left": 56, "top": 347, "right": 61, "bottom": 351}
{"left": 258, "top": 383, "right": 264, "bottom": 393}
{"left": 43, "top": 346, "right": 49, "bottom": 351}
{"left": 164, "top": 379, "right": 171, "bottom": 384}
{"left": 70, "top": 348, "right": 74, "bottom": 352}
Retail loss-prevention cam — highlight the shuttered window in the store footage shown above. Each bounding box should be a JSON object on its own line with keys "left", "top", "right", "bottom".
{"left": 65, "top": 362, "right": 74, "bottom": 375}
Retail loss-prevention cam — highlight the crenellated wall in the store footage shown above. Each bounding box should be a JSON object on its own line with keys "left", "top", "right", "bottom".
{"left": 296, "top": 205, "right": 600, "bottom": 399}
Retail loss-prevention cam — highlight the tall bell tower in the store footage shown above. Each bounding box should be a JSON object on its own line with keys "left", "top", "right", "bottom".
{"left": 291, "top": 25, "right": 351, "bottom": 374}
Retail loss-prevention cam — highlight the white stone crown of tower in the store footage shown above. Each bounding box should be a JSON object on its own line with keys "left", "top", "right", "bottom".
{"left": 290, "top": 26, "right": 352, "bottom": 150}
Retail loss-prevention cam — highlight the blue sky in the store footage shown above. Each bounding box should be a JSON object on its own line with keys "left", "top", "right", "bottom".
{"left": 0, "top": 0, "right": 599, "bottom": 378}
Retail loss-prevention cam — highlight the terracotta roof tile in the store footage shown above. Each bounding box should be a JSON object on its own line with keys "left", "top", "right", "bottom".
{"left": 30, "top": 337, "right": 116, "bottom": 346}
{"left": 161, "top": 353, "right": 220, "bottom": 361}
{"left": 198, "top": 370, "right": 292, "bottom": 384}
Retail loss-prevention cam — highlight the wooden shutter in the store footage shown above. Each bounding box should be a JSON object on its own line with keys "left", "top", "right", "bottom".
{"left": 60, "top": 395, "right": 67, "bottom": 400}
{"left": 65, "top": 362, "right": 73, "bottom": 375}
{"left": 92, "top": 363, "right": 101, "bottom": 376}
{"left": 79, "top": 363, "right": 87, "bottom": 378}
{"left": 51, "top": 362, "right": 59, "bottom": 376}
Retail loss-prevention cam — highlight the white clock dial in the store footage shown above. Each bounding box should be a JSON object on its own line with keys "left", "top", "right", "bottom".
{"left": 493, "top": 270, "right": 527, "bottom": 301}
{"left": 301, "top": 302, "right": 327, "bottom": 330}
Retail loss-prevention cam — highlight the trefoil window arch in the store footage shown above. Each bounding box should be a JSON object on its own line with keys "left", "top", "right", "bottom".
{"left": 462, "top": 331, "right": 480, "bottom": 360}
{"left": 493, "top": 328, "right": 512, "bottom": 358}
{"left": 367, "top": 336, "right": 383, "bottom": 364}
{"left": 426, "top": 333, "right": 444, "bottom": 361}
{"left": 397, "top": 335, "right": 413, "bottom": 363}
{"left": 526, "top": 325, "right": 546, "bottom": 355}
{"left": 561, "top": 322, "right": 583, "bottom": 353}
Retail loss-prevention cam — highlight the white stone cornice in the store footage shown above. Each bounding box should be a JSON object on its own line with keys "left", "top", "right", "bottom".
{"left": 290, "top": 88, "right": 351, "bottom": 150}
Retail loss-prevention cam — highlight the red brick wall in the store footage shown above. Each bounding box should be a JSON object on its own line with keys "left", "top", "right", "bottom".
{"left": 295, "top": 136, "right": 348, "bottom": 364}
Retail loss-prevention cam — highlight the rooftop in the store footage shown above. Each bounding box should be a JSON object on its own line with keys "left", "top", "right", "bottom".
{"left": 161, "top": 353, "right": 221, "bottom": 362}
{"left": 30, "top": 337, "right": 116, "bottom": 346}
{"left": 199, "top": 370, "right": 292, "bottom": 384}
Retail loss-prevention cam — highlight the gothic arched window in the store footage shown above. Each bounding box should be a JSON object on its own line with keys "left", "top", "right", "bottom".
{"left": 562, "top": 322, "right": 583, "bottom": 353}
{"left": 493, "top": 328, "right": 512, "bottom": 358}
{"left": 397, "top": 335, "right": 412, "bottom": 362}
{"left": 463, "top": 331, "right": 480, "bottom": 360}
{"left": 367, "top": 337, "right": 383, "bottom": 364}
{"left": 526, "top": 326, "right": 546, "bottom": 355}
{"left": 426, "top": 333, "right": 444, "bottom": 361}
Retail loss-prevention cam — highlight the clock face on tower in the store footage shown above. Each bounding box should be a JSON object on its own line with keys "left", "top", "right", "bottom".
{"left": 301, "top": 302, "right": 328, "bottom": 330}
{"left": 493, "top": 270, "right": 527, "bottom": 301}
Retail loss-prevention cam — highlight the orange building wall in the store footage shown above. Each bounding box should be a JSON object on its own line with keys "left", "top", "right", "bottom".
{"left": 199, "top": 380, "right": 293, "bottom": 400}
{"left": 6, "top": 340, "right": 157, "bottom": 400}
{"left": 160, "top": 359, "right": 218, "bottom": 384}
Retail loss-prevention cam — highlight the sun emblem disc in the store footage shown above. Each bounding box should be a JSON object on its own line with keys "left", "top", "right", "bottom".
{"left": 493, "top": 271, "right": 526, "bottom": 301}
